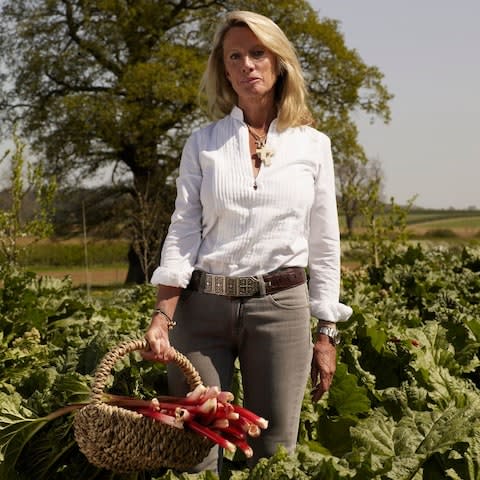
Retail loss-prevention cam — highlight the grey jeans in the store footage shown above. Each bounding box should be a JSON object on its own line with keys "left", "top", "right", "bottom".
{"left": 167, "top": 282, "right": 312, "bottom": 472}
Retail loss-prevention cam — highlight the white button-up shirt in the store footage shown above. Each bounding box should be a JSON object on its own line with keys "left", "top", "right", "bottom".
{"left": 151, "top": 107, "right": 352, "bottom": 323}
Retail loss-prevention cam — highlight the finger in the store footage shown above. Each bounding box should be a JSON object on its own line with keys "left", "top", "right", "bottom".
{"left": 163, "top": 345, "right": 176, "bottom": 362}
{"left": 321, "top": 374, "right": 332, "bottom": 393}
{"left": 311, "top": 383, "right": 325, "bottom": 402}
{"left": 141, "top": 349, "right": 173, "bottom": 363}
{"left": 311, "top": 370, "right": 334, "bottom": 402}
{"left": 311, "top": 378, "right": 331, "bottom": 402}
{"left": 143, "top": 335, "right": 171, "bottom": 360}
{"left": 310, "top": 354, "right": 319, "bottom": 384}
{"left": 320, "top": 371, "right": 333, "bottom": 391}
{"left": 144, "top": 336, "right": 158, "bottom": 355}
{"left": 141, "top": 350, "right": 160, "bottom": 362}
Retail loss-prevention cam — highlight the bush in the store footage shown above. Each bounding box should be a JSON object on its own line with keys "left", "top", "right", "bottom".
{"left": 423, "top": 228, "right": 457, "bottom": 238}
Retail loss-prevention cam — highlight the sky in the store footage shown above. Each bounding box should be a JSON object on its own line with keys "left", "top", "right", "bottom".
{"left": 1, "top": 2, "right": 478, "bottom": 209}
{"left": 310, "top": 0, "right": 480, "bottom": 209}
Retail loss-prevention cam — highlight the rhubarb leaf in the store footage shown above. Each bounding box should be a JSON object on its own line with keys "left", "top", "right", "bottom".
{"left": 248, "top": 446, "right": 310, "bottom": 480}
{"left": 328, "top": 362, "right": 371, "bottom": 416}
{"left": 409, "top": 321, "right": 460, "bottom": 378}
{"left": 348, "top": 403, "right": 480, "bottom": 479}
{"left": 0, "top": 398, "right": 49, "bottom": 479}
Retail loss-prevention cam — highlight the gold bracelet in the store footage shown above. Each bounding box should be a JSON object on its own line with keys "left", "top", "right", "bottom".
{"left": 153, "top": 308, "right": 176, "bottom": 330}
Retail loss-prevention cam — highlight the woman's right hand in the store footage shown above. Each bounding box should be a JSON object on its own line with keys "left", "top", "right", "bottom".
{"left": 142, "top": 314, "right": 176, "bottom": 363}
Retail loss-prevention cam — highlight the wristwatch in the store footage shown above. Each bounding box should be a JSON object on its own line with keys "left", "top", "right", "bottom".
{"left": 317, "top": 326, "right": 341, "bottom": 346}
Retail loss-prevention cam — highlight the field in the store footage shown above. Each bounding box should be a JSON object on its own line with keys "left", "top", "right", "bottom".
{"left": 405, "top": 209, "right": 480, "bottom": 237}
{"left": 22, "top": 238, "right": 130, "bottom": 286}
{"left": 22, "top": 209, "right": 480, "bottom": 287}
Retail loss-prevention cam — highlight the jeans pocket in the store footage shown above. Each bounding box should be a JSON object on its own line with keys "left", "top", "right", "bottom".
{"left": 267, "top": 283, "right": 309, "bottom": 310}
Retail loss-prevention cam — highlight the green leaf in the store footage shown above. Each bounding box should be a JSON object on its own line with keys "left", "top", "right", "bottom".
{"left": 52, "top": 373, "right": 92, "bottom": 405}
{"left": 426, "top": 366, "right": 480, "bottom": 409}
{"left": 248, "top": 445, "right": 310, "bottom": 480}
{"left": 20, "top": 419, "right": 77, "bottom": 480}
{"left": 462, "top": 431, "right": 480, "bottom": 480}
{"left": 328, "top": 363, "right": 371, "bottom": 416}
{"left": 316, "top": 415, "right": 357, "bottom": 457}
{"left": 349, "top": 404, "right": 480, "bottom": 479}
{"left": 410, "top": 322, "right": 460, "bottom": 379}
{"left": 0, "top": 398, "right": 49, "bottom": 478}
{"left": 296, "top": 444, "right": 356, "bottom": 479}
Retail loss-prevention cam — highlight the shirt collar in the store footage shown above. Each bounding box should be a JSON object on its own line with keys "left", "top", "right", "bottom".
{"left": 230, "top": 106, "right": 245, "bottom": 122}
{"left": 230, "top": 106, "right": 278, "bottom": 133}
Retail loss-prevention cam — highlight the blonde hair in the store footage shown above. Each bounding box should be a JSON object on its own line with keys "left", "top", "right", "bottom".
{"left": 200, "top": 10, "right": 313, "bottom": 131}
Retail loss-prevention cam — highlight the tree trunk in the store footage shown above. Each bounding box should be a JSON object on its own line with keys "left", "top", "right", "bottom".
{"left": 346, "top": 213, "right": 355, "bottom": 237}
{"left": 125, "top": 244, "right": 147, "bottom": 284}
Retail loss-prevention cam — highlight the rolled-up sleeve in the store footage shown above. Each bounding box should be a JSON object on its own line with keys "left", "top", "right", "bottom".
{"left": 150, "top": 134, "right": 203, "bottom": 287}
{"left": 308, "top": 134, "right": 352, "bottom": 323}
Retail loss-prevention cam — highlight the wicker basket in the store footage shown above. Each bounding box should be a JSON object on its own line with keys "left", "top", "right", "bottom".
{"left": 74, "top": 339, "right": 212, "bottom": 473}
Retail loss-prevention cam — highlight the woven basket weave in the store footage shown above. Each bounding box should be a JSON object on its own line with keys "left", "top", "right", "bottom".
{"left": 74, "top": 339, "right": 212, "bottom": 473}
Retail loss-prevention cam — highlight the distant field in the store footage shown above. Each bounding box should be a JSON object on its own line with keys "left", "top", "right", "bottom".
{"left": 340, "top": 209, "right": 480, "bottom": 239}
{"left": 406, "top": 210, "right": 480, "bottom": 237}
{"left": 17, "top": 209, "right": 480, "bottom": 286}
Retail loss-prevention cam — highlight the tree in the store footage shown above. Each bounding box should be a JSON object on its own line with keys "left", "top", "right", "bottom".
{"left": 0, "top": 132, "right": 56, "bottom": 274}
{"left": 357, "top": 186, "right": 415, "bottom": 269}
{"left": 336, "top": 146, "right": 385, "bottom": 237}
{"left": 0, "top": 0, "right": 392, "bottom": 283}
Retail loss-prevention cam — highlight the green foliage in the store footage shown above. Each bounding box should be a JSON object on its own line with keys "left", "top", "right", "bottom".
{"left": 424, "top": 228, "right": 458, "bottom": 238}
{"left": 349, "top": 177, "right": 416, "bottom": 267}
{"left": 1, "top": 244, "right": 480, "bottom": 478}
{"left": 0, "top": 132, "right": 56, "bottom": 272}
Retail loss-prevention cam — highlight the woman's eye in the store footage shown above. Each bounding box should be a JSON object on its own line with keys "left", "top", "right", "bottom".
{"left": 252, "top": 50, "right": 265, "bottom": 58}
{"left": 230, "top": 53, "right": 240, "bottom": 60}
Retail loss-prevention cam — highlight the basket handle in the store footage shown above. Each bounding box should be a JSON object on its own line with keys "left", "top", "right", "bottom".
{"left": 90, "top": 338, "right": 203, "bottom": 403}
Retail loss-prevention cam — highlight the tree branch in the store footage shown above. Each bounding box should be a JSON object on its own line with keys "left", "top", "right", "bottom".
{"left": 61, "top": 0, "right": 123, "bottom": 77}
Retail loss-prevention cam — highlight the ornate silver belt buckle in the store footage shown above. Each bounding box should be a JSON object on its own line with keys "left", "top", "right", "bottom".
{"left": 203, "top": 273, "right": 259, "bottom": 296}
{"left": 238, "top": 276, "right": 259, "bottom": 296}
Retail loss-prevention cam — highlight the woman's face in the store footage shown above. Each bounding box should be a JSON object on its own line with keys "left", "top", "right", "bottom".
{"left": 222, "top": 26, "right": 278, "bottom": 106}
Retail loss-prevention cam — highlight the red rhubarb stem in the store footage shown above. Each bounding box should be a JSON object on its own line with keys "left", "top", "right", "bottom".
{"left": 232, "top": 405, "right": 269, "bottom": 429}
{"left": 187, "top": 421, "right": 236, "bottom": 453}
{"left": 137, "top": 408, "right": 184, "bottom": 429}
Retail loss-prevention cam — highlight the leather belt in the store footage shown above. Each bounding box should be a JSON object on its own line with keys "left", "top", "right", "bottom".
{"left": 188, "top": 267, "right": 306, "bottom": 297}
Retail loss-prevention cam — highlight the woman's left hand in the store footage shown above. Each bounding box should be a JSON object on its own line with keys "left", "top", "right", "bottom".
{"left": 310, "top": 335, "right": 337, "bottom": 402}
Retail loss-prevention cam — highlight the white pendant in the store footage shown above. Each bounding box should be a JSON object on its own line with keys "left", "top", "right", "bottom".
{"left": 256, "top": 145, "right": 274, "bottom": 166}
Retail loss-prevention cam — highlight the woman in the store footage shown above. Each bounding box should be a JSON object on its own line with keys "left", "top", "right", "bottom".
{"left": 143, "top": 10, "right": 352, "bottom": 472}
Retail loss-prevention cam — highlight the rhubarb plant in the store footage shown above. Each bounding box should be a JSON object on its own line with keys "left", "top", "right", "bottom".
{"left": 0, "top": 244, "right": 480, "bottom": 479}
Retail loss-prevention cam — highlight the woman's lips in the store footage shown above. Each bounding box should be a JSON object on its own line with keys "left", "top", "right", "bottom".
{"left": 243, "top": 77, "right": 261, "bottom": 84}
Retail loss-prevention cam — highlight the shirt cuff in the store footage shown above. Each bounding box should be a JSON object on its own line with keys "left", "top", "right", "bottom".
{"left": 310, "top": 301, "right": 353, "bottom": 323}
{"left": 150, "top": 266, "right": 192, "bottom": 288}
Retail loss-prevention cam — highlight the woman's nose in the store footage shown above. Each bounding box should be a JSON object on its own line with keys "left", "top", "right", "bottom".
{"left": 241, "top": 55, "right": 255, "bottom": 71}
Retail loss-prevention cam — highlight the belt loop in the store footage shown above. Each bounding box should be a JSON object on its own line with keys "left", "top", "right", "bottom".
{"left": 199, "top": 271, "right": 207, "bottom": 291}
{"left": 257, "top": 275, "right": 267, "bottom": 296}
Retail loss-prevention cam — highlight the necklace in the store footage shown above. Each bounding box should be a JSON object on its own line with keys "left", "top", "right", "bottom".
{"left": 246, "top": 124, "right": 274, "bottom": 166}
